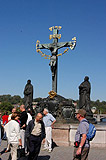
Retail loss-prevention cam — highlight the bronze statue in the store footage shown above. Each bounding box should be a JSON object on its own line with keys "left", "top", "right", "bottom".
{"left": 23, "top": 80, "right": 33, "bottom": 110}
{"left": 49, "top": 54, "right": 56, "bottom": 77}
{"left": 79, "top": 76, "right": 91, "bottom": 112}
{"left": 36, "top": 26, "right": 76, "bottom": 93}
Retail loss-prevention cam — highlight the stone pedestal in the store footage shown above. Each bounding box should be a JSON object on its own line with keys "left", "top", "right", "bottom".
{"left": 36, "top": 95, "right": 75, "bottom": 123}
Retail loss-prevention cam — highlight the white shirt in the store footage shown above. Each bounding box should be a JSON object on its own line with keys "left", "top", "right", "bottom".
{"left": 4, "top": 120, "right": 20, "bottom": 144}
{"left": 26, "top": 113, "right": 32, "bottom": 125}
{"left": 43, "top": 113, "right": 56, "bottom": 127}
{"left": 8, "top": 114, "right": 12, "bottom": 121}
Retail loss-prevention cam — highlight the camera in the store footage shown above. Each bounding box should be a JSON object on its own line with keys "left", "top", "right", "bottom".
{"left": 74, "top": 141, "right": 80, "bottom": 148}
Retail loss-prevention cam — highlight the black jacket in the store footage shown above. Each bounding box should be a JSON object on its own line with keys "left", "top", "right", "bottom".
{"left": 20, "top": 111, "right": 28, "bottom": 130}
{"left": 25, "top": 119, "right": 46, "bottom": 140}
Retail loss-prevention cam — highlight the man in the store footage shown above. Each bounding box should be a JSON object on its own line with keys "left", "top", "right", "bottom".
{"left": 73, "top": 109, "right": 90, "bottom": 160}
{"left": 79, "top": 76, "right": 91, "bottom": 112}
{"left": 43, "top": 108, "right": 56, "bottom": 152}
{"left": 4, "top": 113, "right": 22, "bottom": 160}
{"left": 8, "top": 107, "right": 16, "bottom": 121}
{"left": 5, "top": 108, "right": 17, "bottom": 153}
{"left": 25, "top": 113, "right": 45, "bottom": 160}
{"left": 20, "top": 105, "right": 28, "bottom": 150}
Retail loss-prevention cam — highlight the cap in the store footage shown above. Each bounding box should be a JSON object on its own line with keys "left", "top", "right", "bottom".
{"left": 75, "top": 109, "right": 86, "bottom": 117}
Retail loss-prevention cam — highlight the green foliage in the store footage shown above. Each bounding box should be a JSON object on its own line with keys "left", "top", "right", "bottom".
{"left": 33, "top": 97, "right": 43, "bottom": 102}
{"left": 0, "top": 95, "right": 23, "bottom": 114}
{"left": 0, "top": 95, "right": 23, "bottom": 104}
{"left": 0, "top": 94, "right": 11, "bottom": 102}
{"left": 0, "top": 101, "right": 13, "bottom": 114}
{"left": 90, "top": 100, "right": 106, "bottom": 113}
{"left": 11, "top": 95, "right": 22, "bottom": 104}
{"left": 0, "top": 94, "right": 106, "bottom": 113}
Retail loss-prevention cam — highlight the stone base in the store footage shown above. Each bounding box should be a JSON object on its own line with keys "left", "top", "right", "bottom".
{"left": 52, "top": 123, "right": 106, "bottom": 147}
{"left": 52, "top": 124, "right": 70, "bottom": 146}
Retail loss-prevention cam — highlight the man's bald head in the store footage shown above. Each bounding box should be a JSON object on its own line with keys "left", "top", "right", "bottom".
{"left": 36, "top": 113, "right": 43, "bottom": 122}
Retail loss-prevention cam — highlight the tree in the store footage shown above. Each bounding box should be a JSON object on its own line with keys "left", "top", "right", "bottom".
{"left": 0, "top": 94, "right": 11, "bottom": 102}
{"left": 0, "top": 95, "right": 23, "bottom": 104}
{"left": 11, "top": 95, "right": 22, "bottom": 104}
{"left": 0, "top": 102, "right": 13, "bottom": 113}
{"left": 33, "top": 97, "right": 43, "bottom": 102}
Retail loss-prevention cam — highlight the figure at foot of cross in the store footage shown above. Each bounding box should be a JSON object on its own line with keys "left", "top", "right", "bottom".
{"left": 79, "top": 76, "right": 92, "bottom": 114}
{"left": 23, "top": 80, "right": 35, "bottom": 113}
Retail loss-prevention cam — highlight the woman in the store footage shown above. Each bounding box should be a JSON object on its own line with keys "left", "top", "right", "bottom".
{"left": 4, "top": 112, "right": 22, "bottom": 160}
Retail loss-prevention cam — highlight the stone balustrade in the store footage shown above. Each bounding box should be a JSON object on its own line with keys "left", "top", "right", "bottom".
{"left": 52, "top": 124, "right": 106, "bottom": 147}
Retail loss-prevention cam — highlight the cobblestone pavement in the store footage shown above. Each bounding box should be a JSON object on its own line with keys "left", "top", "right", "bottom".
{"left": 0, "top": 140, "right": 106, "bottom": 160}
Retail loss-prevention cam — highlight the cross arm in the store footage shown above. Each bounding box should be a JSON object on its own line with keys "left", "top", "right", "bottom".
{"left": 38, "top": 43, "right": 51, "bottom": 50}
{"left": 57, "top": 41, "right": 74, "bottom": 49}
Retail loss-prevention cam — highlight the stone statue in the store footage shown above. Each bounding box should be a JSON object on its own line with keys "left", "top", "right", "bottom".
{"left": 36, "top": 26, "right": 76, "bottom": 93}
{"left": 49, "top": 54, "right": 56, "bottom": 77}
{"left": 79, "top": 76, "right": 91, "bottom": 112}
{"left": 24, "top": 79, "right": 33, "bottom": 110}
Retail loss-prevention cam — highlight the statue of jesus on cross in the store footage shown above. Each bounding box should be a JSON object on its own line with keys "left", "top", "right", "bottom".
{"left": 36, "top": 26, "right": 76, "bottom": 93}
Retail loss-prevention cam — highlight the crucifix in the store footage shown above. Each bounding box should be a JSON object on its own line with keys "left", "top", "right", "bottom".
{"left": 36, "top": 26, "right": 76, "bottom": 93}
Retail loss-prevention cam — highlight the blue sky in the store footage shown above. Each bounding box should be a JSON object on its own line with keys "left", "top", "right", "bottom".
{"left": 0, "top": 0, "right": 106, "bottom": 101}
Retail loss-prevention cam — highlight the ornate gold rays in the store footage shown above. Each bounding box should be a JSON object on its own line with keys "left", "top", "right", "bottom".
{"left": 36, "top": 37, "right": 76, "bottom": 60}
{"left": 49, "top": 26, "right": 62, "bottom": 31}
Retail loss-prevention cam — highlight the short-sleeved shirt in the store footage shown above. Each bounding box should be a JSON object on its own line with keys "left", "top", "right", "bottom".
{"left": 43, "top": 113, "right": 56, "bottom": 127}
{"left": 75, "top": 118, "right": 90, "bottom": 148}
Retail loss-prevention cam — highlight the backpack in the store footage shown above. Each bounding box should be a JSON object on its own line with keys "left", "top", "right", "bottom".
{"left": 82, "top": 120, "right": 96, "bottom": 141}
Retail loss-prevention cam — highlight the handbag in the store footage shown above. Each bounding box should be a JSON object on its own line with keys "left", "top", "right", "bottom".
{"left": 17, "top": 146, "right": 25, "bottom": 160}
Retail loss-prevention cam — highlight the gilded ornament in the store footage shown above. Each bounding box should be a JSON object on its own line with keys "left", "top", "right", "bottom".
{"left": 49, "top": 27, "right": 53, "bottom": 31}
{"left": 48, "top": 90, "right": 57, "bottom": 99}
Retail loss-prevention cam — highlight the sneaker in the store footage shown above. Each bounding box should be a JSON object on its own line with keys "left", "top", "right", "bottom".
{"left": 42, "top": 148, "right": 48, "bottom": 151}
{"left": 48, "top": 150, "right": 52, "bottom": 153}
{"left": 5, "top": 149, "right": 10, "bottom": 153}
